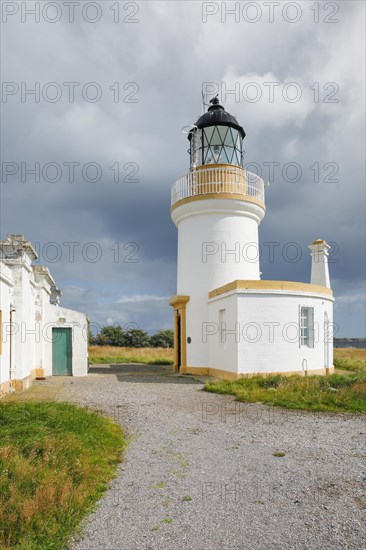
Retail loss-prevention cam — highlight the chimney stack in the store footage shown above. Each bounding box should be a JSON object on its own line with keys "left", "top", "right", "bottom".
{"left": 309, "top": 239, "right": 331, "bottom": 289}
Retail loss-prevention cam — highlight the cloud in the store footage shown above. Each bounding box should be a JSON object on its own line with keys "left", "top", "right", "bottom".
{"left": 117, "top": 295, "right": 169, "bottom": 304}
{"left": 1, "top": 1, "right": 365, "bottom": 336}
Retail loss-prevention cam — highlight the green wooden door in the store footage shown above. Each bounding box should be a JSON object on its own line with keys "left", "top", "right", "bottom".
{"left": 52, "top": 328, "right": 72, "bottom": 375}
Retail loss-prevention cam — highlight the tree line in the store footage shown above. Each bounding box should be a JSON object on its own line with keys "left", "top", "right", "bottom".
{"left": 90, "top": 325, "right": 174, "bottom": 348}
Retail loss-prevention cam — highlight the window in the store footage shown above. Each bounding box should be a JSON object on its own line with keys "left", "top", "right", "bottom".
{"left": 300, "top": 307, "right": 314, "bottom": 348}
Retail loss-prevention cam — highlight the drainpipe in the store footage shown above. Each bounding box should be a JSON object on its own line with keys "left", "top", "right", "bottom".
{"left": 302, "top": 358, "right": 308, "bottom": 377}
{"left": 86, "top": 315, "right": 90, "bottom": 373}
{"left": 9, "top": 305, "right": 16, "bottom": 387}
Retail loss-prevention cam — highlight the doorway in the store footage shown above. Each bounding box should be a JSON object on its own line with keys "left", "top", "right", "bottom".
{"left": 52, "top": 328, "right": 72, "bottom": 375}
{"left": 176, "top": 313, "right": 181, "bottom": 371}
{"left": 169, "top": 295, "right": 190, "bottom": 374}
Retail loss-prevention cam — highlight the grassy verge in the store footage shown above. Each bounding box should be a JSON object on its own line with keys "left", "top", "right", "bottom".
{"left": 333, "top": 347, "right": 366, "bottom": 373}
{"left": 204, "top": 348, "right": 366, "bottom": 414}
{"left": 89, "top": 345, "right": 174, "bottom": 365}
{"left": 0, "top": 401, "right": 125, "bottom": 549}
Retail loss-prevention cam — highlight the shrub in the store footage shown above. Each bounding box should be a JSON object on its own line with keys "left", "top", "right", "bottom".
{"left": 123, "top": 328, "right": 150, "bottom": 348}
{"left": 94, "top": 325, "right": 125, "bottom": 347}
{"left": 150, "top": 329, "right": 174, "bottom": 348}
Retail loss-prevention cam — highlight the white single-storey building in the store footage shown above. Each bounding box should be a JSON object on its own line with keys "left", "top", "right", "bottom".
{"left": 0, "top": 234, "right": 88, "bottom": 397}
{"left": 169, "top": 97, "right": 334, "bottom": 379}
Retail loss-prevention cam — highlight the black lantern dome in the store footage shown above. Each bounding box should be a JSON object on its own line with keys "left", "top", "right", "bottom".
{"left": 188, "top": 96, "right": 245, "bottom": 168}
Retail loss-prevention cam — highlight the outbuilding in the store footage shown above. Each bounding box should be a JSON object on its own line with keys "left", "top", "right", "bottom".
{"left": 0, "top": 234, "right": 88, "bottom": 396}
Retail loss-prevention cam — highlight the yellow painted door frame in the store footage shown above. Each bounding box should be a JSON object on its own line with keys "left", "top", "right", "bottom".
{"left": 169, "top": 296, "right": 190, "bottom": 374}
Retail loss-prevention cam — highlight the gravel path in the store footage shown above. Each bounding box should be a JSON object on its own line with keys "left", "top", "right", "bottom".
{"left": 57, "top": 364, "right": 365, "bottom": 550}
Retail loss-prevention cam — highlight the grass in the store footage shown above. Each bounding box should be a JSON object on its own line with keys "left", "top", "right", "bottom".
{"left": 333, "top": 347, "right": 366, "bottom": 373}
{"left": 89, "top": 345, "right": 174, "bottom": 365}
{"left": 149, "top": 482, "right": 165, "bottom": 489}
{"left": 204, "top": 348, "right": 366, "bottom": 414}
{"left": 0, "top": 401, "right": 125, "bottom": 549}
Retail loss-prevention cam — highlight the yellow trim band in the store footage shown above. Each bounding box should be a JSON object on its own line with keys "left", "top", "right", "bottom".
{"left": 209, "top": 280, "right": 333, "bottom": 299}
{"left": 185, "top": 366, "right": 334, "bottom": 380}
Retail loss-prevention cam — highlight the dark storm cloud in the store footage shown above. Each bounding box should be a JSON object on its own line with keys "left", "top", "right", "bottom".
{"left": 1, "top": 1, "right": 365, "bottom": 335}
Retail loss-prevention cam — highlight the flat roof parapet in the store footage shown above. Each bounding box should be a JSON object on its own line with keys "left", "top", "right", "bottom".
{"left": 32, "top": 265, "right": 56, "bottom": 286}
{"left": 0, "top": 234, "right": 38, "bottom": 260}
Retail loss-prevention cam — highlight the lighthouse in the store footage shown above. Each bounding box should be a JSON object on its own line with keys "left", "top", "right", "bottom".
{"left": 169, "top": 97, "right": 334, "bottom": 379}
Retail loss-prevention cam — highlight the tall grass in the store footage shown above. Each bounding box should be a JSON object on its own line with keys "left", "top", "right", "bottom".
{"left": 204, "top": 372, "right": 366, "bottom": 413}
{"left": 0, "top": 402, "right": 125, "bottom": 549}
{"left": 334, "top": 347, "right": 366, "bottom": 373}
{"left": 204, "top": 349, "right": 366, "bottom": 414}
{"left": 89, "top": 346, "right": 174, "bottom": 365}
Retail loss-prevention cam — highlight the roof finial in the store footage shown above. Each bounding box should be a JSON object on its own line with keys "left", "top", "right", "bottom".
{"left": 207, "top": 94, "right": 224, "bottom": 112}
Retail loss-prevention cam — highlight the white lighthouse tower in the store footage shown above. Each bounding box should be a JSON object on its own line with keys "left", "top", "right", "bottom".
{"left": 170, "top": 97, "right": 334, "bottom": 379}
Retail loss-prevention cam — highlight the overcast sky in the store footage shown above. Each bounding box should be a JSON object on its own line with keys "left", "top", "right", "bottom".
{"left": 1, "top": 1, "right": 365, "bottom": 337}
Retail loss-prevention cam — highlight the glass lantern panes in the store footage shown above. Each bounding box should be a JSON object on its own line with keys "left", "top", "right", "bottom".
{"left": 201, "top": 125, "right": 242, "bottom": 167}
{"left": 203, "top": 126, "right": 215, "bottom": 145}
{"left": 190, "top": 128, "right": 203, "bottom": 169}
{"left": 210, "top": 127, "right": 222, "bottom": 146}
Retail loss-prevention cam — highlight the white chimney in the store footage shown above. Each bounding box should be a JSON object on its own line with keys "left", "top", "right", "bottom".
{"left": 308, "top": 239, "right": 331, "bottom": 289}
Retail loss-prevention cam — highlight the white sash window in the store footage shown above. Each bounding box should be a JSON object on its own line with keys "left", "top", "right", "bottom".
{"left": 300, "top": 306, "right": 315, "bottom": 348}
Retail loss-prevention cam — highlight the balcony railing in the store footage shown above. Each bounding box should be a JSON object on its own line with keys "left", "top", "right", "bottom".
{"left": 171, "top": 165, "right": 265, "bottom": 207}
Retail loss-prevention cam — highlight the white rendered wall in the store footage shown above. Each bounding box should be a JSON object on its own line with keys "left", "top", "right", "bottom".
{"left": 45, "top": 306, "right": 88, "bottom": 377}
{"left": 172, "top": 198, "right": 265, "bottom": 368}
{"left": 10, "top": 261, "right": 36, "bottom": 381}
{"left": 33, "top": 285, "right": 46, "bottom": 373}
{"left": 206, "top": 293, "right": 239, "bottom": 374}
{"left": 0, "top": 262, "right": 13, "bottom": 388}
{"left": 174, "top": 199, "right": 264, "bottom": 294}
{"left": 208, "top": 290, "right": 334, "bottom": 375}
{"left": 1, "top": 276, "right": 88, "bottom": 381}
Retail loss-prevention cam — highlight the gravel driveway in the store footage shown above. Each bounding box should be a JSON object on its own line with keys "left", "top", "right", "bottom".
{"left": 57, "top": 364, "right": 365, "bottom": 550}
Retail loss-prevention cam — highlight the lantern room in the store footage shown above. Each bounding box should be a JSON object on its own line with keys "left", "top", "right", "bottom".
{"left": 188, "top": 95, "right": 246, "bottom": 169}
